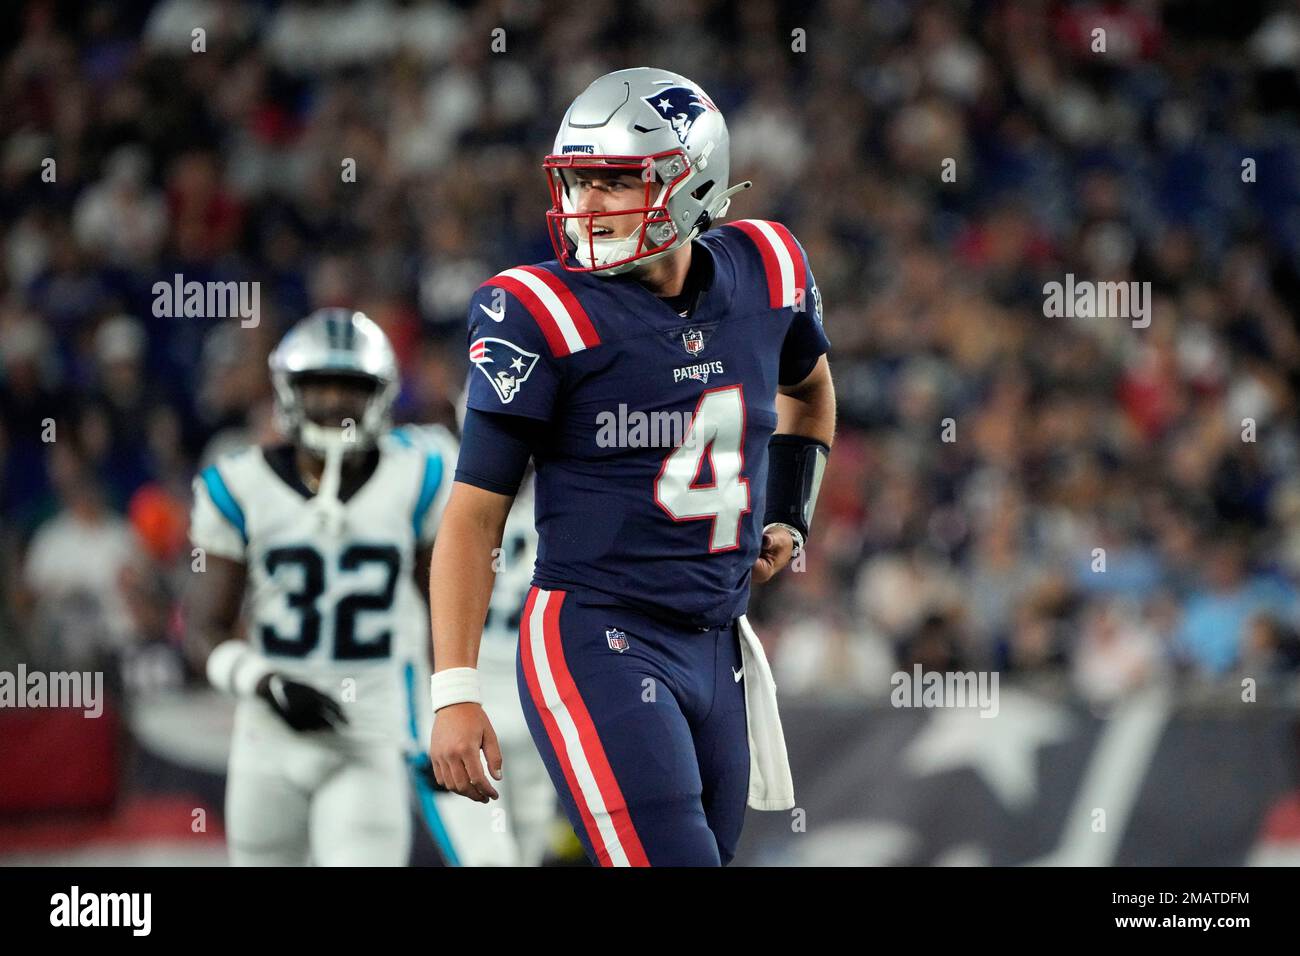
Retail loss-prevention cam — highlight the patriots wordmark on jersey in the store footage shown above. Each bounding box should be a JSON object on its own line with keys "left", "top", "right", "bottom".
{"left": 464, "top": 219, "right": 829, "bottom": 628}
{"left": 189, "top": 426, "right": 456, "bottom": 746}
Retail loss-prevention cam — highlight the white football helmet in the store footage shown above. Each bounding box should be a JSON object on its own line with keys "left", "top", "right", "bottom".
{"left": 544, "top": 67, "right": 751, "bottom": 276}
{"left": 268, "top": 308, "right": 399, "bottom": 456}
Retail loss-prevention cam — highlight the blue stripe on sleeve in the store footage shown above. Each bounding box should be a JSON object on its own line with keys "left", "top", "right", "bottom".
{"left": 412, "top": 452, "right": 444, "bottom": 539}
{"left": 200, "top": 465, "right": 247, "bottom": 543}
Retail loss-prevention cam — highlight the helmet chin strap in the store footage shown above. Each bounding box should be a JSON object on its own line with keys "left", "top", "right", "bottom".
{"left": 710, "top": 180, "right": 752, "bottom": 222}
{"left": 299, "top": 422, "right": 349, "bottom": 537}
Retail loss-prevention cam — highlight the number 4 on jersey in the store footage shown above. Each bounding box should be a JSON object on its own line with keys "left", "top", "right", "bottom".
{"left": 654, "top": 385, "right": 751, "bottom": 552}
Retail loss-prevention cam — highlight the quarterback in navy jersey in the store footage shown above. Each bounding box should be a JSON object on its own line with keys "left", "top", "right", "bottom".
{"left": 427, "top": 67, "right": 836, "bottom": 866}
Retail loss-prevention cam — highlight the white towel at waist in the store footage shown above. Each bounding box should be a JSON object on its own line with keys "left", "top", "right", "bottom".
{"left": 737, "top": 614, "right": 795, "bottom": 810}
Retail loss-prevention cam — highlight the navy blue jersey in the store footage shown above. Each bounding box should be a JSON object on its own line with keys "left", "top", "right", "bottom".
{"left": 462, "top": 220, "right": 830, "bottom": 627}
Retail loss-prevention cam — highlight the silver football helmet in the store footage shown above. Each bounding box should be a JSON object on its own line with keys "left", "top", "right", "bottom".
{"left": 544, "top": 67, "right": 751, "bottom": 276}
{"left": 268, "top": 308, "right": 399, "bottom": 456}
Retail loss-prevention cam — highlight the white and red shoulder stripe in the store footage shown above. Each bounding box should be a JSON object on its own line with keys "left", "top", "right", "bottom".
{"left": 485, "top": 265, "right": 600, "bottom": 357}
{"left": 724, "top": 219, "right": 809, "bottom": 311}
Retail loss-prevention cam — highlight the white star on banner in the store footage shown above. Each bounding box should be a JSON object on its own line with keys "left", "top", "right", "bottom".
{"left": 901, "top": 688, "right": 1073, "bottom": 811}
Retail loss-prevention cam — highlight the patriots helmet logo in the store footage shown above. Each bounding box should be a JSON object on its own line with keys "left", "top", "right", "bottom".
{"left": 642, "top": 87, "right": 717, "bottom": 145}
{"left": 469, "top": 337, "right": 539, "bottom": 404}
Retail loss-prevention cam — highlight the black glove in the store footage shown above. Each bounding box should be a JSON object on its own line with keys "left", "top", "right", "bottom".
{"left": 406, "top": 751, "right": 449, "bottom": 793}
{"left": 257, "top": 674, "right": 349, "bottom": 732}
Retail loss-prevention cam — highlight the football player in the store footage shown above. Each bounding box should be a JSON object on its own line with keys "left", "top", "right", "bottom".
{"left": 426, "top": 68, "right": 836, "bottom": 866}
{"left": 188, "top": 309, "right": 459, "bottom": 866}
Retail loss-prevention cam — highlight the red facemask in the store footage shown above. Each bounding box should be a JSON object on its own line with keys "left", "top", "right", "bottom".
{"left": 542, "top": 149, "right": 695, "bottom": 273}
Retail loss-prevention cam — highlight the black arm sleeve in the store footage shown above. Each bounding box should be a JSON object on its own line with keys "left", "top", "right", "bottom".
{"left": 778, "top": 351, "right": 821, "bottom": 388}
{"left": 764, "top": 433, "right": 831, "bottom": 539}
{"left": 453, "top": 407, "right": 536, "bottom": 496}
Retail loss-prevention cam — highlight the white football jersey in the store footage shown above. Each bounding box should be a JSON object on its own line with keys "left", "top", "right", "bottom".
{"left": 479, "top": 477, "right": 538, "bottom": 671}
{"left": 190, "top": 426, "right": 457, "bottom": 747}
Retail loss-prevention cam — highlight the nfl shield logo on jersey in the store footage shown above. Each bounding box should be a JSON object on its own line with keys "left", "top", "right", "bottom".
{"left": 469, "top": 337, "right": 539, "bottom": 404}
{"left": 682, "top": 328, "right": 705, "bottom": 355}
{"left": 605, "top": 628, "right": 629, "bottom": 653}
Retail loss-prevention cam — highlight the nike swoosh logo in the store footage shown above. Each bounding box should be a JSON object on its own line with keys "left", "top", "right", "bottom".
{"left": 733, "top": 667, "right": 744, "bottom": 683}
{"left": 479, "top": 302, "right": 506, "bottom": 322}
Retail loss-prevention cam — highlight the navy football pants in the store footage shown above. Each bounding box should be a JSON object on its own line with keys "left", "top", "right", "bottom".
{"left": 517, "top": 587, "right": 750, "bottom": 866}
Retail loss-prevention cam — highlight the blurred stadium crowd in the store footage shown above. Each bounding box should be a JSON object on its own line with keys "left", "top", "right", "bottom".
{"left": 2, "top": 0, "right": 1300, "bottom": 713}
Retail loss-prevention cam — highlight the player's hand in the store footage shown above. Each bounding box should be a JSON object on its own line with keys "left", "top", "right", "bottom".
{"left": 751, "top": 526, "right": 795, "bottom": 584}
{"left": 256, "top": 674, "right": 349, "bottom": 732}
{"left": 406, "top": 752, "right": 449, "bottom": 793}
{"left": 429, "top": 702, "right": 502, "bottom": 803}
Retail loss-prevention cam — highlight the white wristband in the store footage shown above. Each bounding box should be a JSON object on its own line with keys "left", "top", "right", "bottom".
{"left": 430, "top": 667, "right": 481, "bottom": 712}
{"left": 206, "top": 640, "right": 272, "bottom": 698}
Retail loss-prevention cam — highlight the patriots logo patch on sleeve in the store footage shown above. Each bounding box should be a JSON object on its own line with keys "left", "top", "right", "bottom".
{"left": 469, "top": 337, "right": 539, "bottom": 404}
{"left": 642, "top": 87, "right": 717, "bottom": 145}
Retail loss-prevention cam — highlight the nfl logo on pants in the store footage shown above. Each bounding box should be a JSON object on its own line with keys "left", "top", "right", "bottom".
{"left": 606, "top": 628, "right": 629, "bottom": 653}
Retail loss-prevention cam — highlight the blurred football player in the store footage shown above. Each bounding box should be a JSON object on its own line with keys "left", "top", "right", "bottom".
{"left": 188, "top": 308, "right": 459, "bottom": 866}
{"left": 427, "top": 68, "right": 836, "bottom": 866}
